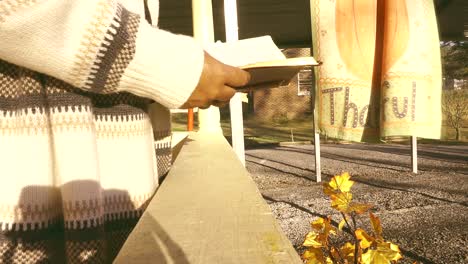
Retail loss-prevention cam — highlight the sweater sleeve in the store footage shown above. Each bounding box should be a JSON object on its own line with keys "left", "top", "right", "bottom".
{"left": 0, "top": 0, "right": 203, "bottom": 109}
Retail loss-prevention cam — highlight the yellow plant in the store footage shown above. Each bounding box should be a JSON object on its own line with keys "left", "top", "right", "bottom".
{"left": 302, "top": 172, "right": 403, "bottom": 264}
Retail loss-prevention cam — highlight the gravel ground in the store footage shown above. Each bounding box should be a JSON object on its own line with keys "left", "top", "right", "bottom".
{"left": 245, "top": 142, "right": 468, "bottom": 264}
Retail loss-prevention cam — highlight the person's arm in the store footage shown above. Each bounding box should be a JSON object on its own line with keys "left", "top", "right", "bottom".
{"left": 0, "top": 0, "right": 248, "bottom": 109}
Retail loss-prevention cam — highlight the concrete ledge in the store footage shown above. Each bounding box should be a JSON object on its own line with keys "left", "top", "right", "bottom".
{"left": 115, "top": 132, "right": 301, "bottom": 264}
{"left": 171, "top": 132, "right": 188, "bottom": 162}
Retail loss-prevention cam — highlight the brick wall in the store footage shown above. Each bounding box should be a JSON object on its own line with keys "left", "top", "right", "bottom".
{"left": 249, "top": 48, "right": 314, "bottom": 121}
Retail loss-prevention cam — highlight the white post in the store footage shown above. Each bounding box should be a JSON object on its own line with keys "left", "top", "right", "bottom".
{"left": 309, "top": 0, "right": 321, "bottom": 182}
{"left": 223, "top": 0, "right": 239, "bottom": 42}
{"left": 192, "top": 0, "right": 222, "bottom": 133}
{"left": 224, "top": 0, "right": 246, "bottom": 165}
{"left": 314, "top": 133, "right": 321, "bottom": 182}
{"left": 411, "top": 136, "right": 418, "bottom": 173}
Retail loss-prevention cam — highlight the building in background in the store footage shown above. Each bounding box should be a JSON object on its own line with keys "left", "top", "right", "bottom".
{"left": 246, "top": 48, "right": 314, "bottom": 121}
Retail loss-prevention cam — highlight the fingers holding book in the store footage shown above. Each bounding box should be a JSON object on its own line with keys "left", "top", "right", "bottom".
{"left": 180, "top": 52, "right": 250, "bottom": 109}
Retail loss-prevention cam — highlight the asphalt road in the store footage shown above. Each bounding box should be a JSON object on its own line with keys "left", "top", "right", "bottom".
{"left": 246, "top": 142, "right": 468, "bottom": 264}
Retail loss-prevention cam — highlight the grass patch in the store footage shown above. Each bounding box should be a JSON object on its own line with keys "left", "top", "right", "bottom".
{"left": 172, "top": 113, "right": 314, "bottom": 147}
{"left": 172, "top": 112, "right": 468, "bottom": 146}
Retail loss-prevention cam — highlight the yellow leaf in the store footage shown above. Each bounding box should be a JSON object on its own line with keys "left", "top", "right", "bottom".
{"left": 312, "top": 218, "right": 325, "bottom": 231}
{"left": 355, "top": 229, "right": 374, "bottom": 249}
{"left": 329, "top": 172, "right": 354, "bottom": 192}
{"left": 389, "top": 242, "right": 403, "bottom": 261}
{"left": 340, "top": 242, "right": 355, "bottom": 263}
{"left": 348, "top": 203, "right": 372, "bottom": 214}
{"left": 361, "top": 242, "right": 402, "bottom": 264}
{"left": 324, "top": 217, "right": 337, "bottom": 236}
{"left": 361, "top": 250, "right": 379, "bottom": 264}
{"left": 323, "top": 182, "right": 335, "bottom": 196}
{"left": 302, "top": 248, "right": 326, "bottom": 264}
{"left": 312, "top": 217, "right": 336, "bottom": 237}
{"left": 331, "top": 192, "right": 352, "bottom": 212}
{"left": 338, "top": 218, "right": 346, "bottom": 231}
{"left": 370, "top": 212, "right": 383, "bottom": 238}
{"left": 331, "top": 194, "right": 371, "bottom": 214}
{"left": 303, "top": 232, "right": 323, "bottom": 248}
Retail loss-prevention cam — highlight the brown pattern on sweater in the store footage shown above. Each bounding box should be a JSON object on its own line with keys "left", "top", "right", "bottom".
{"left": 155, "top": 138, "right": 172, "bottom": 177}
{"left": 69, "top": 1, "right": 141, "bottom": 93}
{"left": 1, "top": 60, "right": 150, "bottom": 117}
{"left": 0, "top": 60, "right": 44, "bottom": 112}
{"left": 0, "top": 217, "right": 141, "bottom": 263}
{"left": 68, "top": 0, "right": 118, "bottom": 88}
{"left": 0, "top": 240, "right": 58, "bottom": 263}
{"left": 88, "top": 6, "right": 140, "bottom": 93}
{"left": 0, "top": 188, "right": 148, "bottom": 263}
{"left": 46, "top": 77, "right": 151, "bottom": 114}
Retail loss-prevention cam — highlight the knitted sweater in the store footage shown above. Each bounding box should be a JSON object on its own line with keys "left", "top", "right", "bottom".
{"left": 0, "top": 0, "right": 203, "bottom": 263}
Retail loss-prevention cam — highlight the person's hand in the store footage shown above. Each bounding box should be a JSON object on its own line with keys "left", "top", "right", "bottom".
{"left": 180, "top": 52, "right": 250, "bottom": 109}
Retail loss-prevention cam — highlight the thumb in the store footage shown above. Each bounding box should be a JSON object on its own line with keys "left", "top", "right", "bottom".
{"left": 223, "top": 65, "right": 251, "bottom": 88}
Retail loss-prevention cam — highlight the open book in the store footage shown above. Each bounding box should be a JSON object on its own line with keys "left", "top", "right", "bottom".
{"left": 239, "top": 57, "right": 320, "bottom": 91}
{"left": 206, "top": 36, "right": 320, "bottom": 91}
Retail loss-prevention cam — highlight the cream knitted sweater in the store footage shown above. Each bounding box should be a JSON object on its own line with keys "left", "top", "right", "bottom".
{"left": 0, "top": 0, "right": 203, "bottom": 263}
{"left": 0, "top": 0, "right": 203, "bottom": 108}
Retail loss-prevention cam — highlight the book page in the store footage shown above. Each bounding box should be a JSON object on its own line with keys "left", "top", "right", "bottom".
{"left": 205, "top": 36, "right": 286, "bottom": 67}
{"left": 238, "top": 57, "right": 320, "bottom": 90}
{"left": 241, "top": 57, "right": 319, "bottom": 69}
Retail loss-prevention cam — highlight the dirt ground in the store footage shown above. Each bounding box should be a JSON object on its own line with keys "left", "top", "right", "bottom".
{"left": 245, "top": 142, "right": 468, "bottom": 264}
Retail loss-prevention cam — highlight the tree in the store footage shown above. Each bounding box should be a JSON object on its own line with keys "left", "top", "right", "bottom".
{"left": 440, "top": 41, "right": 468, "bottom": 89}
{"left": 442, "top": 89, "right": 468, "bottom": 141}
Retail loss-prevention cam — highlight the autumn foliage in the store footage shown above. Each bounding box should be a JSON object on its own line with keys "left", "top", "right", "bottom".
{"left": 302, "top": 173, "right": 402, "bottom": 264}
